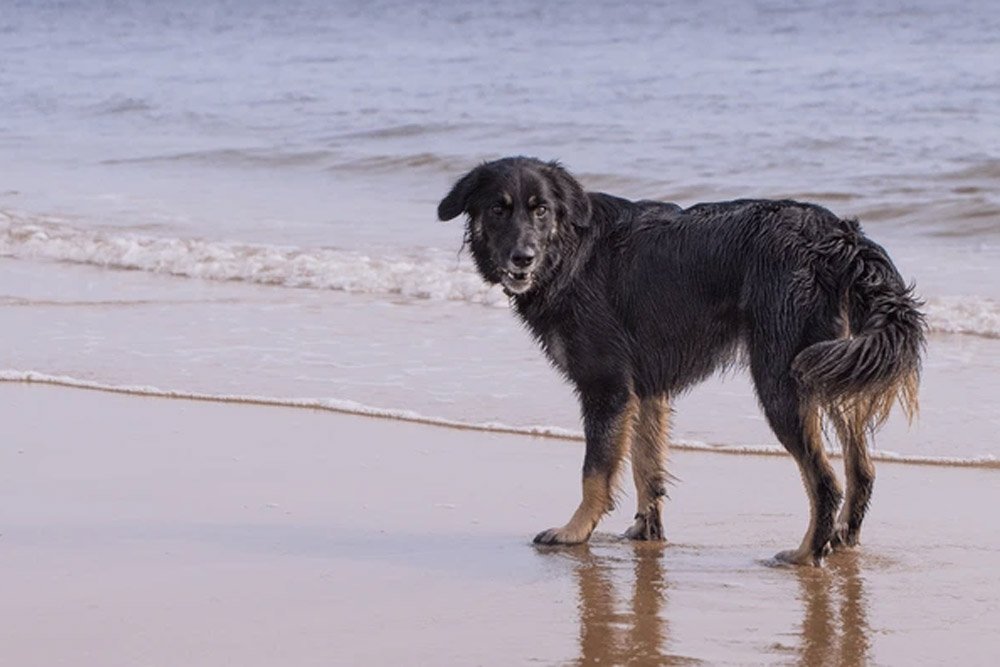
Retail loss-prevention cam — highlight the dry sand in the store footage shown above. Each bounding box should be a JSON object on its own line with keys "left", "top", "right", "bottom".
{"left": 1, "top": 382, "right": 998, "bottom": 666}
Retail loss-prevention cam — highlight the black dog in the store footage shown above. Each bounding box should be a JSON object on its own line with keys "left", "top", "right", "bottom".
{"left": 438, "top": 157, "right": 924, "bottom": 566}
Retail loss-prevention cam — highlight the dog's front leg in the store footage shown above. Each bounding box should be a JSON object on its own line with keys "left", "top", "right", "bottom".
{"left": 534, "top": 386, "right": 637, "bottom": 545}
{"left": 624, "top": 395, "right": 671, "bottom": 541}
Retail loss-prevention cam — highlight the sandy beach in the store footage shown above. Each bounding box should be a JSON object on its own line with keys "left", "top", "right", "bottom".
{"left": 2, "top": 382, "right": 998, "bottom": 666}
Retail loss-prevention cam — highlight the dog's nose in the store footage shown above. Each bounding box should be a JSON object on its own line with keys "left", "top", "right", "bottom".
{"left": 511, "top": 249, "right": 535, "bottom": 268}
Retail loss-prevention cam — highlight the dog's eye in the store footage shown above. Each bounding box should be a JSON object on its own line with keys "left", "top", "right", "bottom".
{"left": 534, "top": 205, "right": 547, "bottom": 217}
{"left": 490, "top": 205, "right": 505, "bottom": 216}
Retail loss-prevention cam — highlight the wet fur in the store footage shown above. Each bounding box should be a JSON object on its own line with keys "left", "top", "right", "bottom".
{"left": 439, "top": 157, "right": 925, "bottom": 566}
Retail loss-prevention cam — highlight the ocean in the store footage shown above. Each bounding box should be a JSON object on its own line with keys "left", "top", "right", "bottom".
{"left": 1, "top": 0, "right": 998, "bottom": 466}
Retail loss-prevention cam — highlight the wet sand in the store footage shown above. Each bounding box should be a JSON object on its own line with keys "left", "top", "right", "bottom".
{"left": 1, "top": 383, "right": 998, "bottom": 666}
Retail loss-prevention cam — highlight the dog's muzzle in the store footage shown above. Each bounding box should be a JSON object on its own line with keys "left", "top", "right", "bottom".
{"left": 499, "top": 247, "right": 538, "bottom": 294}
{"left": 500, "top": 267, "right": 534, "bottom": 294}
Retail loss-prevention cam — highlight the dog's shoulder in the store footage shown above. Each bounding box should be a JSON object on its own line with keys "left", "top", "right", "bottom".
{"left": 586, "top": 192, "right": 634, "bottom": 224}
{"left": 635, "top": 200, "right": 683, "bottom": 218}
{"left": 586, "top": 194, "right": 684, "bottom": 231}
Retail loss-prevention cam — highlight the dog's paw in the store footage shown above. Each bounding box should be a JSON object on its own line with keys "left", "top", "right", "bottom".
{"left": 829, "top": 524, "right": 859, "bottom": 551}
{"left": 772, "top": 548, "right": 823, "bottom": 567}
{"left": 623, "top": 513, "right": 665, "bottom": 541}
{"left": 533, "top": 525, "right": 591, "bottom": 546}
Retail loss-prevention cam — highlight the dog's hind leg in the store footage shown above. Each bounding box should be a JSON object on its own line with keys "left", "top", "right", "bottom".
{"left": 534, "top": 387, "right": 637, "bottom": 545}
{"left": 624, "top": 395, "right": 671, "bottom": 541}
{"left": 830, "top": 407, "right": 875, "bottom": 549}
{"left": 755, "top": 371, "right": 842, "bottom": 566}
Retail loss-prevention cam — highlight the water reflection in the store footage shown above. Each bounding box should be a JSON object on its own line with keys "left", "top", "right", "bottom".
{"left": 795, "top": 551, "right": 872, "bottom": 666}
{"left": 560, "top": 541, "right": 681, "bottom": 665}
{"left": 539, "top": 542, "right": 872, "bottom": 665}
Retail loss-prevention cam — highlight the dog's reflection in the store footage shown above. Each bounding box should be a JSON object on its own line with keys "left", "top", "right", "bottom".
{"left": 795, "top": 551, "right": 872, "bottom": 666}
{"left": 549, "top": 542, "right": 872, "bottom": 665}
{"left": 564, "top": 541, "right": 675, "bottom": 665}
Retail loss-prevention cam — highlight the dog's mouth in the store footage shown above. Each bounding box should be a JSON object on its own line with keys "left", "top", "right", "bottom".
{"left": 500, "top": 268, "right": 534, "bottom": 294}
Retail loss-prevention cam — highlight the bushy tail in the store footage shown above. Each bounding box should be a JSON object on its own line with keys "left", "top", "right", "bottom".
{"left": 793, "top": 237, "right": 925, "bottom": 429}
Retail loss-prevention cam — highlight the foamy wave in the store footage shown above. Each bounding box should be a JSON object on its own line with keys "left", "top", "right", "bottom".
{"left": 3, "top": 213, "right": 999, "bottom": 337}
{"left": 924, "top": 296, "right": 1000, "bottom": 339}
{"left": 2, "top": 369, "right": 997, "bottom": 470}
{"left": 0, "top": 213, "right": 507, "bottom": 306}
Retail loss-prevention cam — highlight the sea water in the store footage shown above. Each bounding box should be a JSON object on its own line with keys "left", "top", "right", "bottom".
{"left": 2, "top": 0, "right": 998, "bottom": 465}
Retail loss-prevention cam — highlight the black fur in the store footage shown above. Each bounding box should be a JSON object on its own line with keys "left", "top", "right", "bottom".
{"left": 439, "top": 156, "right": 925, "bottom": 565}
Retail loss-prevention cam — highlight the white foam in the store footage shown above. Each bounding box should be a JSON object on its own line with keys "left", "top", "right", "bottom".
{"left": 3, "top": 213, "right": 999, "bottom": 337}
{"left": 923, "top": 296, "right": 1000, "bottom": 339}
{"left": 0, "top": 212, "right": 508, "bottom": 307}
{"left": 2, "top": 369, "right": 997, "bottom": 470}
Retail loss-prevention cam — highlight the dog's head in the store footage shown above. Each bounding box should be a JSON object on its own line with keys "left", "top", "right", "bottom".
{"left": 438, "top": 157, "right": 592, "bottom": 295}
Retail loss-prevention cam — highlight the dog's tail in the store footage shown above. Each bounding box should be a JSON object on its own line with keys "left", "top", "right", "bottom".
{"left": 793, "top": 235, "right": 925, "bottom": 429}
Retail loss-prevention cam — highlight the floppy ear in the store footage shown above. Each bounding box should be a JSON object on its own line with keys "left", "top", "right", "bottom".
{"left": 542, "top": 161, "right": 592, "bottom": 228}
{"left": 438, "top": 166, "right": 485, "bottom": 221}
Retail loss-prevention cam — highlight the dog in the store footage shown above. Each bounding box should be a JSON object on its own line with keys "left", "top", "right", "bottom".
{"left": 438, "top": 157, "right": 924, "bottom": 566}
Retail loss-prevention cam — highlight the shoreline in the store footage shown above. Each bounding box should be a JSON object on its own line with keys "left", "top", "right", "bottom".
{"left": 3, "top": 369, "right": 997, "bottom": 470}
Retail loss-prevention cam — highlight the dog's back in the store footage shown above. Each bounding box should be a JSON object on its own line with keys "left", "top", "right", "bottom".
{"left": 541, "top": 196, "right": 886, "bottom": 397}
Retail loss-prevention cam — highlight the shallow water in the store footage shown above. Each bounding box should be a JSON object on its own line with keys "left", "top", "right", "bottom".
{"left": 1, "top": 0, "right": 999, "bottom": 465}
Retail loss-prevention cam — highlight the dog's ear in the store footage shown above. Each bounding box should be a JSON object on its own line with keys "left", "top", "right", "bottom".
{"left": 438, "top": 166, "right": 485, "bottom": 221}
{"left": 542, "top": 161, "right": 592, "bottom": 228}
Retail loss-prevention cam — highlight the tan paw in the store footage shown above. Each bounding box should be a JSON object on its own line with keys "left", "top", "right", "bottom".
{"left": 533, "top": 524, "right": 592, "bottom": 545}
{"left": 773, "top": 548, "right": 823, "bottom": 567}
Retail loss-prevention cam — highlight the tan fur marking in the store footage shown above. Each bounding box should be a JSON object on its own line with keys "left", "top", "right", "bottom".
{"left": 555, "top": 476, "right": 616, "bottom": 543}
{"left": 625, "top": 396, "right": 671, "bottom": 540}
{"left": 632, "top": 399, "right": 670, "bottom": 504}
